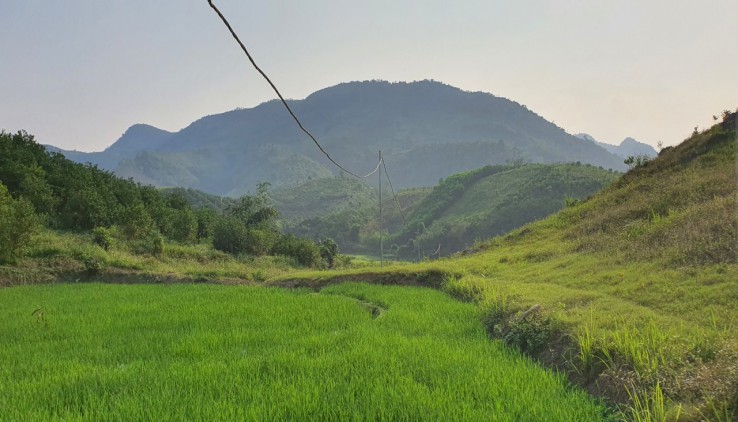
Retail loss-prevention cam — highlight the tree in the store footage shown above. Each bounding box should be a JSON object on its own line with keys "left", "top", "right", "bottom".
{"left": 213, "top": 183, "right": 282, "bottom": 256}
{"left": 319, "top": 238, "right": 339, "bottom": 268}
{"left": 227, "top": 182, "right": 278, "bottom": 229}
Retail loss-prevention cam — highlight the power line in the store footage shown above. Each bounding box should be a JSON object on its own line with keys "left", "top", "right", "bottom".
{"left": 381, "top": 157, "right": 406, "bottom": 224}
{"left": 206, "top": 0, "right": 381, "bottom": 179}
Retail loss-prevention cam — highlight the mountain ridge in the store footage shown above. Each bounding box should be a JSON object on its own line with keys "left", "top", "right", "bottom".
{"left": 49, "top": 80, "right": 627, "bottom": 195}
{"left": 574, "top": 133, "right": 657, "bottom": 158}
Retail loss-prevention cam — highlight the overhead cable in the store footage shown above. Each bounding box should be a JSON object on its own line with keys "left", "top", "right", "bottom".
{"left": 207, "top": 0, "right": 381, "bottom": 178}
{"left": 381, "top": 158, "right": 406, "bottom": 224}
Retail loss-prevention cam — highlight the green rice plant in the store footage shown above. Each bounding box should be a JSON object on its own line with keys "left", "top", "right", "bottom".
{"left": 699, "top": 396, "right": 736, "bottom": 422}
{"left": 607, "top": 320, "right": 670, "bottom": 375}
{"left": 0, "top": 283, "right": 611, "bottom": 421}
{"left": 623, "top": 382, "right": 680, "bottom": 422}
{"left": 576, "top": 324, "right": 599, "bottom": 375}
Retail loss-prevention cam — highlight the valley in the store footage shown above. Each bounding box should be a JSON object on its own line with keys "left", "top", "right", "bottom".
{"left": 2, "top": 98, "right": 736, "bottom": 421}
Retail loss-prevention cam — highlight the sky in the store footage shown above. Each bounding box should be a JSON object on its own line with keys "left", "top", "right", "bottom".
{"left": 1, "top": 0, "right": 736, "bottom": 152}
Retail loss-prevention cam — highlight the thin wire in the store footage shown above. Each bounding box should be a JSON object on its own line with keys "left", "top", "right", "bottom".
{"left": 381, "top": 158, "right": 406, "bottom": 224}
{"left": 207, "top": 0, "right": 381, "bottom": 179}
{"left": 430, "top": 243, "right": 441, "bottom": 257}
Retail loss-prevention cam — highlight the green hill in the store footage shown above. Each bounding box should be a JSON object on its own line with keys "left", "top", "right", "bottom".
{"left": 272, "top": 164, "right": 616, "bottom": 256}
{"left": 392, "top": 163, "right": 618, "bottom": 258}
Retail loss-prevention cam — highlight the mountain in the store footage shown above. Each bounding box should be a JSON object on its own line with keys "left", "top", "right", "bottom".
{"left": 50, "top": 80, "right": 627, "bottom": 195}
{"left": 575, "top": 133, "right": 657, "bottom": 158}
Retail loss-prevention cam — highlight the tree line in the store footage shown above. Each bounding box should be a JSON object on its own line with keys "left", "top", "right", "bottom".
{"left": 0, "top": 130, "right": 336, "bottom": 267}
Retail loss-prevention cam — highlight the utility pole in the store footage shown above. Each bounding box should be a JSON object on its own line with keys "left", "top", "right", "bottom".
{"left": 379, "top": 150, "right": 383, "bottom": 268}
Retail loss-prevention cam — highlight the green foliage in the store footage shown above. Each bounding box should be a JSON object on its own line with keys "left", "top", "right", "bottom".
{"left": 164, "top": 208, "right": 197, "bottom": 244}
{"left": 0, "top": 182, "right": 38, "bottom": 263}
{"left": 226, "top": 182, "right": 279, "bottom": 229}
{"left": 271, "top": 234, "right": 321, "bottom": 267}
{"left": 74, "top": 247, "right": 107, "bottom": 275}
{"left": 212, "top": 217, "right": 250, "bottom": 255}
{"left": 0, "top": 130, "right": 208, "bottom": 249}
{"left": 318, "top": 238, "right": 339, "bottom": 268}
{"left": 393, "top": 163, "right": 617, "bottom": 258}
{"left": 161, "top": 187, "right": 236, "bottom": 212}
{"left": 0, "top": 283, "right": 610, "bottom": 420}
{"left": 193, "top": 208, "right": 217, "bottom": 241}
{"left": 91, "top": 227, "right": 114, "bottom": 251}
{"left": 120, "top": 203, "right": 155, "bottom": 240}
{"left": 127, "top": 229, "right": 165, "bottom": 256}
{"left": 624, "top": 154, "right": 652, "bottom": 170}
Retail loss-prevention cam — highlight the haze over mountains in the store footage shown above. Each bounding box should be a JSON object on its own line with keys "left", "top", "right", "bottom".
{"left": 573, "top": 133, "right": 657, "bottom": 158}
{"left": 50, "top": 80, "right": 629, "bottom": 196}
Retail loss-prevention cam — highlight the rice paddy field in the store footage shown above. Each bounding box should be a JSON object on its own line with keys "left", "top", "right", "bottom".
{"left": 0, "top": 282, "right": 611, "bottom": 421}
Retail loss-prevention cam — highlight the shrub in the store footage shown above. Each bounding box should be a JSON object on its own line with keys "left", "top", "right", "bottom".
{"left": 212, "top": 218, "right": 276, "bottom": 256}
{"left": 212, "top": 217, "right": 249, "bottom": 255}
{"left": 0, "top": 182, "right": 38, "bottom": 263}
{"left": 166, "top": 208, "right": 197, "bottom": 244}
{"left": 121, "top": 203, "right": 155, "bottom": 240}
{"left": 503, "top": 305, "right": 552, "bottom": 354}
{"left": 271, "top": 234, "right": 321, "bottom": 267}
{"left": 624, "top": 154, "right": 651, "bottom": 170}
{"left": 130, "top": 229, "right": 164, "bottom": 256}
{"left": 318, "top": 238, "right": 339, "bottom": 268}
{"left": 91, "top": 227, "right": 114, "bottom": 251}
{"left": 75, "top": 248, "right": 106, "bottom": 275}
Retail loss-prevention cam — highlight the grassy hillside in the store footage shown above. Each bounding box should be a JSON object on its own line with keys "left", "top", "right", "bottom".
{"left": 275, "top": 163, "right": 616, "bottom": 257}
{"left": 392, "top": 163, "right": 618, "bottom": 258}
{"left": 277, "top": 113, "right": 738, "bottom": 419}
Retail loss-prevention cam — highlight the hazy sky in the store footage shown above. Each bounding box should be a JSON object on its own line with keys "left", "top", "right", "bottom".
{"left": 1, "top": 1, "right": 736, "bottom": 152}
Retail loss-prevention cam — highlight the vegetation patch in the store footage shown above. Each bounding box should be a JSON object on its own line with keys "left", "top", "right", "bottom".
{"left": 0, "top": 283, "right": 610, "bottom": 420}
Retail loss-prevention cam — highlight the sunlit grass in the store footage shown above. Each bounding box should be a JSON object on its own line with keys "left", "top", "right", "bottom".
{"left": 0, "top": 283, "right": 610, "bottom": 420}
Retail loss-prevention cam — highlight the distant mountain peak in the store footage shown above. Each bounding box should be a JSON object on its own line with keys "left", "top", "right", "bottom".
{"left": 575, "top": 133, "right": 656, "bottom": 158}
{"left": 104, "top": 124, "right": 173, "bottom": 154}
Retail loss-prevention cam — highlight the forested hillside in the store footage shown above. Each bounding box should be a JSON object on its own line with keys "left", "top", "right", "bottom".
{"left": 0, "top": 131, "right": 336, "bottom": 270}
{"left": 274, "top": 163, "right": 617, "bottom": 257}
{"left": 50, "top": 80, "right": 626, "bottom": 195}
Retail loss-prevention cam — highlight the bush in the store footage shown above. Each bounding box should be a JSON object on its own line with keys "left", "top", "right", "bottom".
{"left": 92, "top": 227, "right": 114, "bottom": 251}
{"left": 319, "top": 238, "right": 339, "bottom": 268}
{"left": 212, "top": 217, "right": 249, "bottom": 255}
{"left": 503, "top": 305, "right": 552, "bottom": 354}
{"left": 212, "top": 218, "right": 276, "bottom": 256}
{"left": 130, "top": 229, "right": 164, "bottom": 256}
{"left": 121, "top": 203, "right": 155, "bottom": 240}
{"left": 271, "top": 234, "right": 321, "bottom": 267}
{"left": 75, "top": 248, "right": 107, "bottom": 275}
{"left": 0, "top": 182, "right": 38, "bottom": 263}
{"left": 165, "top": 208, "right": 197, "bottom": 244}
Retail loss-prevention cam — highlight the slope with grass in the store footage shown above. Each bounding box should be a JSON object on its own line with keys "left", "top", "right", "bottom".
{"left": 0, "top": 283, "right": 610, "bottom": 420}
{"left": 277, "top": 113, "right": 738, "bottom": 419}
{"left": 392, "top": 163, "right": 618, "bottom": 258}
{"left": 275, "top": 163, "right": 617, "bottom": 257}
